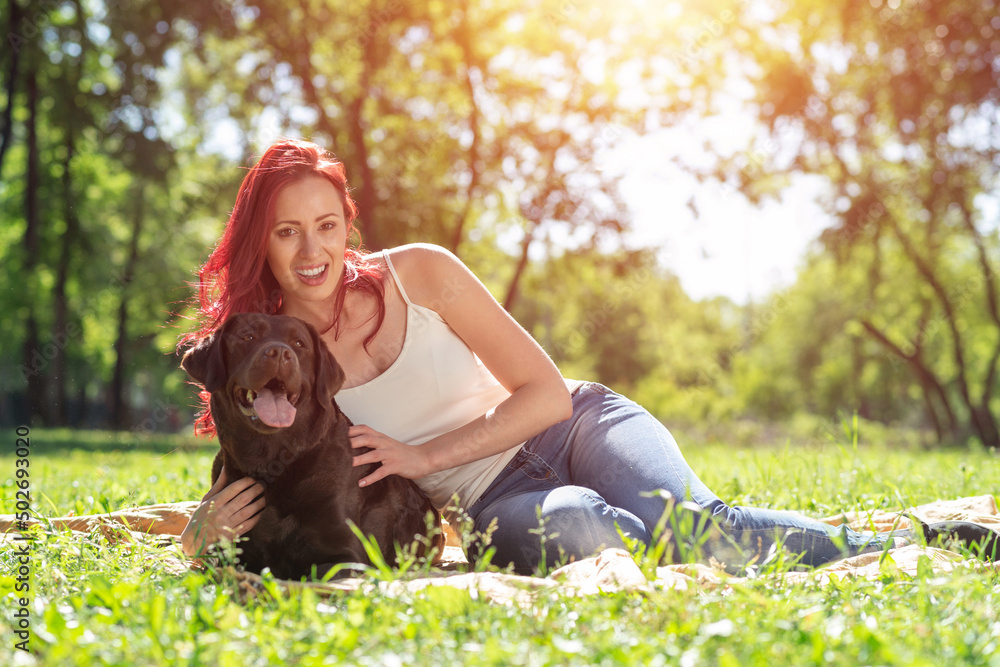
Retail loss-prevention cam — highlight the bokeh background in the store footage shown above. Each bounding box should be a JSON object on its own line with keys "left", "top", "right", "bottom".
{"left": 1, "top": 0, "right": 998, "bottom": 448}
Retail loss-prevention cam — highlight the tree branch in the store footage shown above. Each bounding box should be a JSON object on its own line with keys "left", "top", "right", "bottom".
{"left": 885, "top": 214, "right": 983, "bottom": 440}
{"left": 501, "top": 218, "right": 538, "bottom": 313}
{"left": 860, "top": 319, "right": 957, "bottom": 434}
{"left": 955, "top": 197, "right": 1000, "bottom": 401}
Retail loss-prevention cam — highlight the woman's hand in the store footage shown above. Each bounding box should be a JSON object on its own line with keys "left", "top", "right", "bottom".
{"left": 350, "top": 425, "right": 429, "bottom": 486}
{"left": 180, "top": 466, "right": 266, "bottom": 558}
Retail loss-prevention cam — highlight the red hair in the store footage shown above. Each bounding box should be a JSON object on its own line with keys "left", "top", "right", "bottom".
{"left": 181, "top": 138, "right": 385, "bottom": 436}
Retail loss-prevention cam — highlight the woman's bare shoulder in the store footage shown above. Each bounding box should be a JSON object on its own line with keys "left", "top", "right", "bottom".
{"left": 381, "top": 243, "right": 454, "bottom": 264}
{"left": 383, "top": 244, "right": 472, "bottom": 300}
{"left": 384, "top": 243, "right": 464, "bottom": 282}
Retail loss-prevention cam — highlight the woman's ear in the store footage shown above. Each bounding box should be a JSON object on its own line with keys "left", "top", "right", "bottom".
{"left": 310, "top": 324, "right": 346, "bottom": 410}
{"left": 181, "top": 329, "right": 227, "bottom": 393}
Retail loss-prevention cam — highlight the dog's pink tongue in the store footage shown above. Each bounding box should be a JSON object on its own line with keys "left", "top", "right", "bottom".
{"left": 254, "top": 387, "right": 296, "bottom": 428}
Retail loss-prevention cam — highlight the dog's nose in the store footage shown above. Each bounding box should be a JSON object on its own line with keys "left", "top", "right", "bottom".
{"left": 264, "top": 344, "right": 294, "bottom": 362}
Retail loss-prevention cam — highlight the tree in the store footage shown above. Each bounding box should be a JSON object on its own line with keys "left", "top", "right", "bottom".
{"left": 0, "top": 0, "right": 242, "bottom": 429}
{"left": 170, "top": 0, "right": 658, "bottom": 307}
{"left": 668, "top": 0, "right": 1000, "bottom": 446}
{"left": 2, "top": 0, "right": 669, "bottom": 430}
{"left": 732, "top": 249, "right": 931, "bottom": 426}
{"left": 511, "top": 247, "right": 744, "bottom": 425}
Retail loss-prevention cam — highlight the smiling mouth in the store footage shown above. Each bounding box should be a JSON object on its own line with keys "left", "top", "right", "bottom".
{"left": 296, "top": 264, "right": 327, "bottom": 278}
{"left": 234, "top": 378, "right": 300, "bottom": 428}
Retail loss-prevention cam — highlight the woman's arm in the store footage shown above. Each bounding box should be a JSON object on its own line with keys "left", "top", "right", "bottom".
{"left": 349, "top": 243, "right": 573, "bottom": 486}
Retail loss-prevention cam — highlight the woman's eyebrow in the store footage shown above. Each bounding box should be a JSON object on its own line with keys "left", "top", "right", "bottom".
{"left": 274, "top": 212, "right": 342, "bottom": 225}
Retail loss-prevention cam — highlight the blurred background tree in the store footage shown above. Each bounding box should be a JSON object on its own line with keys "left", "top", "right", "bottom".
{"left": 1, "top": 0, "right": 997, "bottom": 448}
{"left": 664, "top": 0, "right": 1000, "bottom": 446}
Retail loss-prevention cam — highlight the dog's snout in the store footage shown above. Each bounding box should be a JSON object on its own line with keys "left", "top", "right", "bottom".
{"left": 264, "top": 343, "right": 294, "bottom": 363}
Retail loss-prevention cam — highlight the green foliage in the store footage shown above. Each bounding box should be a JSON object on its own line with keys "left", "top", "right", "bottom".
{"left": 0, "top": 0, "right": 690, "bottom": 432}
{"left": 0, "top": 0, "right": 244, "bottom": 430}
{"left": 512, "top": 248, "right": 745, "bottom": 424}
{"left": 668, "top": 0, "right": 1000, "bottom": 444}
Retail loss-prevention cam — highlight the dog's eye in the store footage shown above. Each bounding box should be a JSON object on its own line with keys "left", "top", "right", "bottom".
{"left": 294, "top": 339, "right": 305, "bottom": 348}
{"left": 243, "top": 334, "right": 255, "bottom": 342}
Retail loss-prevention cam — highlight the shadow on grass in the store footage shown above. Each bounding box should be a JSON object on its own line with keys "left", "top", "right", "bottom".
{"left": 1, "top": 427, "right": 216, "bottom": 456}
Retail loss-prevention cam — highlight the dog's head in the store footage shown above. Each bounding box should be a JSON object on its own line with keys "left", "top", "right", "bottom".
{"left": 182, "top": 313, "right": 346, "bottom": 434}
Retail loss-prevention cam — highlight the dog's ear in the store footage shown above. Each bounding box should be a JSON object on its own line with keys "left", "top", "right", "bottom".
{"left": 309, "top": 323, "right": 346, "bottom": 410}
{"left": 181, "top": 329, "right": 227, "bottom": 393}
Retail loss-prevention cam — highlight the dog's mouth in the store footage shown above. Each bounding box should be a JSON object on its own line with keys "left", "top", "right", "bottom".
{"left": 234, "top": 378, "right": 301, "bottom": 429}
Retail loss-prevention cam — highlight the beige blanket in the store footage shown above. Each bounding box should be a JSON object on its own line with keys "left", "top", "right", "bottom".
{"left": 3, "top": 495, "right": 996, "bottom": 606}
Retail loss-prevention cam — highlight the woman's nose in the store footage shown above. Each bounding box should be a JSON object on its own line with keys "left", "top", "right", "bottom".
{"left": 299, "top": 231, "right": 320, "bottom": 257}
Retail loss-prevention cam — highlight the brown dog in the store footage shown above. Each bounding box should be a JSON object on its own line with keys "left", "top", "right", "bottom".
{"left": 181, "top": 312, "right": 443, "bottom": 579}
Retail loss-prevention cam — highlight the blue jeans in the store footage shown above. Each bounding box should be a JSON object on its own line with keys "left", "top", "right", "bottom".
{"left": 467, "top": 382, "right": 891, "bottom": 574}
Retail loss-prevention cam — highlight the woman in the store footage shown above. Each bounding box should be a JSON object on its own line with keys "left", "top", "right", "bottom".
{"left": 180, "top": 138, "right": 994, "bottom": 573}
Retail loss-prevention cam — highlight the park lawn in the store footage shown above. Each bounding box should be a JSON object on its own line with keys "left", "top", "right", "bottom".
{"left": 1, "top": 426, "right": 999, "bottom": 666}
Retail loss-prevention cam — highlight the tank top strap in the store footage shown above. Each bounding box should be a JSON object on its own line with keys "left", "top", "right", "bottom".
{"left": 382, "top": 250, "right": 415, "bottom": 307}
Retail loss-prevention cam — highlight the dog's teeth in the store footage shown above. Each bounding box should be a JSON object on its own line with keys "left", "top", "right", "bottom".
{"left": 247, "top": 389, "right": 256, "bottom": 402}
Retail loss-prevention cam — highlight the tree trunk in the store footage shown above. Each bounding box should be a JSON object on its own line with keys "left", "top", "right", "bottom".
{"left": 21, "top": 317, "right": 47, "bottom": 424}
{"left": 110, "top": 182, "right": 145, "bottom": 430}
{"left": 347, "top": 95, "right": 377, "bottom": 247}
{"left": 49, "top": 0, "right": 88, "bottom": 426}
{"left": 0, "top": 0, "right": 23, "bottom": 181}
{"left": 22, "top": 65, "right": 47, "bottom": 425}
{"left": 885, "top": 217, "right": 996, "bottom": 447}
{"left": 502, "top": 221, "right": 537, "bottom": 312}
{"left": 51, "top": 121, "right": 78, "bottom": 425}
{"left": 956, "top": 199, "right": 1000, "bottom": 447}
{"left": 972, "top": 404, "right": 1000, "bottom": 449}
{"left": 450, "top": 0, "right": 482, "bottom": 255}
{"left": 860, "top": 319, "right": 959, "bottom": 442}
{"left": 75, "top": 381, "right": 87, "bottom": 427}
{"left": 23, "top": 67, "right": 38, "bottom": 259}
{"left": 110, "top": 300, "right": 130, "bottom": 430}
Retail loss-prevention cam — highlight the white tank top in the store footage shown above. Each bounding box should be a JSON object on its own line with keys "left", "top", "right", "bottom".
{"left": 335, "top": 251, "right": 523, "bottom": 522}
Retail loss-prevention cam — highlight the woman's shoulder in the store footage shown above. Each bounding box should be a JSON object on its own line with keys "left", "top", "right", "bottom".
{"left": 374, "top": 244, "right": 472, "bottom": 309}
{"left": 377, "top": 243, "right": 457, "bottom": 264}
{"left": 380, "top": 243, "right": 466, "bottom": 279}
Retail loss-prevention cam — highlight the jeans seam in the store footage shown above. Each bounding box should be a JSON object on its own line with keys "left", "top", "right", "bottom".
{"left": 643, "top": 407, "right": 698, "bottom": 504}
{"left": 584, "top": 382, "right": 612, "bottom": 396}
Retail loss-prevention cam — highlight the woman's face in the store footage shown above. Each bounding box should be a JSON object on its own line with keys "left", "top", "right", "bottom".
{"left": 267, "top": 174, "right": 348, "bottom": 310}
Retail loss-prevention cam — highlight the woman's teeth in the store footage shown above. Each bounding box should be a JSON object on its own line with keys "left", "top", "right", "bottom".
{"left": 296, "top": 265, "right": 326, "bottom": 277}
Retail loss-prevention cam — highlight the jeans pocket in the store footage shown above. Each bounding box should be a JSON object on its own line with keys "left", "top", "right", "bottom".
{"left": 516, "top": 450, "right": 562, "bottom": 484}
{"left": 469, "top": 447, "right": 561, "bottom": 518}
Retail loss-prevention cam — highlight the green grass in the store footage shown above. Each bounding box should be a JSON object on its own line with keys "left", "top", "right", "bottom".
{"left": 1, "top": 426, "right": 999, "bottom": 665}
